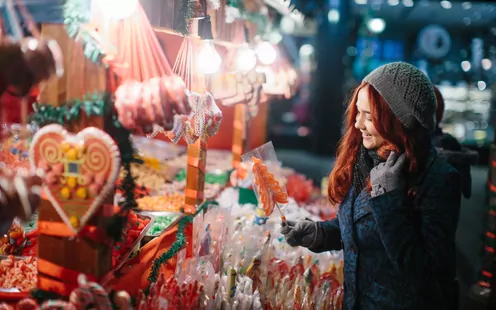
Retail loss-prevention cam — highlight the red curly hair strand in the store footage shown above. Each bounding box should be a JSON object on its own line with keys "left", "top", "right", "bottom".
{"left": 328, "top": 83, "right": 430, "bottom": 205}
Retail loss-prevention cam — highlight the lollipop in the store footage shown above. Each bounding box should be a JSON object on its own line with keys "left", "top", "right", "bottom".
{"left": 251, "top": 157, "right": 288, "bottom": 219}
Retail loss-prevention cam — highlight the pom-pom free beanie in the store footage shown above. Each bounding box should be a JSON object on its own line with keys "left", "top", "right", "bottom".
{"left": 363, "top": 62, "right": 437, "bottom": 132}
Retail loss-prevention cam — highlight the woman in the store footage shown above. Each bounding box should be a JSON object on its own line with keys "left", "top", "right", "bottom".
{"left": 281, "top": 62, "right": 461, "bottom": 309}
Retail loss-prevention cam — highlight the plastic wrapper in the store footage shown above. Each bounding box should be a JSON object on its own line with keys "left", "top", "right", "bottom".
{"left": 241, "top": 141, "right": 288, "bottom": 218}
{"left": 0, "top": 220, "right": 25, "bottom": 255}
{"left": 0, "top": 123, "right": 37, "bottom": 171}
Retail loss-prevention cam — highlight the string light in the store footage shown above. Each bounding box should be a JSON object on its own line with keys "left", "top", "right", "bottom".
{"left": 440, "top": 1, "right": 452, "bottom": 9}
{"left": 255, "top": 42, "right": 277, "bottom": 65}
{"left": 461, "top": 60, "right": 471, "bottom": 72}
{"left": 236, "top": 44, "right": 257, "bottom": 72}
{"left": 367, "top": 18, "right": 386, "bottom": 34}
{"left": 482, "top": 58, "right": 493, "bottom": 70}
{"left": 197, "top": 40, "right": 222, "bottom": 74}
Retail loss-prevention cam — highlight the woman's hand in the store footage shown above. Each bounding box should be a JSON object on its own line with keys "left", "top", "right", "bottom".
{"left": 370, "top": 151, "right": 407, "bottom": 197}
{"left": 280, "top": 219, "right": 320, "bottom": 248}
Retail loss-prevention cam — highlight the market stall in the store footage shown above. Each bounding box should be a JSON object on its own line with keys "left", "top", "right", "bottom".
{"left": 0, "top": 0, "right": 342, "bottom": 308}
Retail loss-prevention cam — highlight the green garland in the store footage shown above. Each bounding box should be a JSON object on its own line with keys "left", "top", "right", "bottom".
{"left": 30, "top": 93, "right": 109, "bottom": 125}
{"left": 174, "top": 0, "right": 196, "bottom": 36}
{"left": 30, "top": 95, "right": 141, "bottom": 242}
{"left": 62, "top": 0, "right": 107, "bottom": 64}
{"left": 146, "top": 200, "right": 217, "bottom": 292}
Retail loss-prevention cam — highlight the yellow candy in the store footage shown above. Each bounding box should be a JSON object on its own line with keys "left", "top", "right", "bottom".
{"left": 60, "top": 142, "right": 71, "bottom": 153}
{"left": 66, "top": 148, "right": 78, "bottom": 161}
{"left": 60, "top": 187, "right": 71, "bottom": 199}
{"left": 76, "top": 144, "right": 86, "bottom": 158}
{"left": 76, "top": 187, "right": 88, "bottom": 199}
{"left": 67, "top": 177, "right": 77, "bottom": 188}
{"left": 69, "top": 216, "right": 80, "bottom": 229}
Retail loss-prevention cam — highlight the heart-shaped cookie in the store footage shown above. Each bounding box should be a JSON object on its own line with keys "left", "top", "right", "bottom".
{"left": 29, "top": 124, "right": 120, "bottom": 235}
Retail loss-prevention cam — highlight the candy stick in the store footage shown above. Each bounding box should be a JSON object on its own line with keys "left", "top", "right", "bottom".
{"left": 251, "top": 157, "right": 288, "bottom": 222}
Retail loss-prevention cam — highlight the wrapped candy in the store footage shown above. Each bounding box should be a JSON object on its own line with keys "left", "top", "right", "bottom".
{"left": 285, "top": 173, "right": 313, "bottom": 203}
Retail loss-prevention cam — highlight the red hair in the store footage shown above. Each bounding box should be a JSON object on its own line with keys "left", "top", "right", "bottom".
{"left": 328, "top": 83, "right": 430, "bottom": 204}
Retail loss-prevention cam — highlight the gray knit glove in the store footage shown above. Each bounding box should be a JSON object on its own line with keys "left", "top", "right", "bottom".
{"left": 280, "top": 219, "right": 321, "bottom": 248}
{"left": 370, "top": 151, "right": 407, "bottom": 197}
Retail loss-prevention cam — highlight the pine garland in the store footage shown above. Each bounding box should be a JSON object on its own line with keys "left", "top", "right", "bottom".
{"left": 62, "top": 0, "right": 107, "bottom": 64}
{"left": 29, "top": 93, "right": 109, "bottom": 125}
{"left": 146, "top": 200, "right": 218, "bottom": 292}
{"left": 174, "top": 0, "right": 196, "bottom": 36}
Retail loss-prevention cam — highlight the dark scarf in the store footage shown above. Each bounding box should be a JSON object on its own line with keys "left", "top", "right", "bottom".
{"left": 352, "top": 145, "right": 384, "bottom": 196}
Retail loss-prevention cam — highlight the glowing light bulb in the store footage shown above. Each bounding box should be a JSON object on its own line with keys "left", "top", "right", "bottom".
{"left": 255, "top": 42, "right": 277, "bottom": 65}
{"left": 482, "top": 58, "right": 492, "bottom": 70}
{"left": 477, "top": 81, "right": 487, "bottom": 91}
{"left": 461, "top": 61, "right": 471, "bottom": 72}
{"left": 92, "top": 0, "right": 139, "bottom": 20}
{"left": 197, "top": 40, "right": 222, "bottom": 75}
{"left": 236, "top": 45, "right": 257, "bottom": 72}
{"left": 367, "top": 18, "right": 386, "bottom": 34}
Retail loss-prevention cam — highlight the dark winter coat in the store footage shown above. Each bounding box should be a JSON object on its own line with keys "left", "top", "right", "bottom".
{"left": 310, "top": 148, "right": 462, "bottom": 310}
{"left": 431, "top": 129, "right": 478, "bottom": 199}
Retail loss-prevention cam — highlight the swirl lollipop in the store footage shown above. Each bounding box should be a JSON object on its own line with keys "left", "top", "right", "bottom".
{"left": 251, "top": 157, "right": 288, "bottom": 221}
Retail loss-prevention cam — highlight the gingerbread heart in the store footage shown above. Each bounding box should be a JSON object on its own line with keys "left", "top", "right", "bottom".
{"left": 29, "top": 124, "right": 120, "bottom": 235}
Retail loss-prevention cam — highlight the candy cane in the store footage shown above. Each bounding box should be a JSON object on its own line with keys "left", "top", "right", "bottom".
{"left": 69, "top": 287, "right": 94, "bottom": 310}
{"left": 77, "top": 274, "right": 112, "bottom": 310}
{"left": 16, "top": 298, "right": 39, "bottom": 310}
{"left": 114, "top": 291, "right": 131, "bottom": 310}
{"left": 0, "top": 303, "right": 13, "bottom": 310}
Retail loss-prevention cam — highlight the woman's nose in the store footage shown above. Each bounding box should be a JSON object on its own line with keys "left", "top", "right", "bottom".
{"left": 355, "top": 115, "right": 364, "bottom": 130}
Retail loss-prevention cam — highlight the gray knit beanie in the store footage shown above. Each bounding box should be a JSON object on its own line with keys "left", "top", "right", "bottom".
{"left": 363, "top": 62, "right": 437, "bottom": 132}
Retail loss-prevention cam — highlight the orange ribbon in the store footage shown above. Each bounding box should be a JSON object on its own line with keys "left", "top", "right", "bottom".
{"left": 38, "top": 258, "right": 98, "bottom": 285}
{"left": 38, "top": 275, "right": 77, "bottom": 296}
{"left": 185, "top": 188, "right": 204, "bottom": 200}
{"left": 232, "top": 144, "right": 242, "bottom": 155}
{"left": 38, "top": 221, "right": 107, "bottom": 242}
{"left": 187, "top": 156, "right": 206, "bottom": 174}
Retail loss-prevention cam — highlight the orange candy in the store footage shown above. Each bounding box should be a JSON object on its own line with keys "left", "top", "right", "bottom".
{"left": 252, "top": 157, "right": 288, "bottom": 216}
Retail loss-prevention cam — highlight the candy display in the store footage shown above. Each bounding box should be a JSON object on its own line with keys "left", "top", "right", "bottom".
{"left": 136, "top": 193, "right": 185, "bottom": 212}
{"left": 285, "top": 173, "right": 314, "bottom": 204}
{"left": 112, "top": 209, "right": 153, "bottom": 268}
{"left": 167, "top": 150, "right": 233, "bottom": 172}
{"left": 0, "top": 0, "right": 317, "bottom": 307}
{"left": 0, "top": 255, "right": 37, "bottom": 292}
{"left": 170, "top": 198, "right": 344, "bottom": 310}
{"left": 161, "top": 180, "right": 223, "bottom": 200}
{"left": 175, "top": 169, "right": 230, "bottom": 186}
{"left": 146, "top": 214, "right": 182, "bottom": 237}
